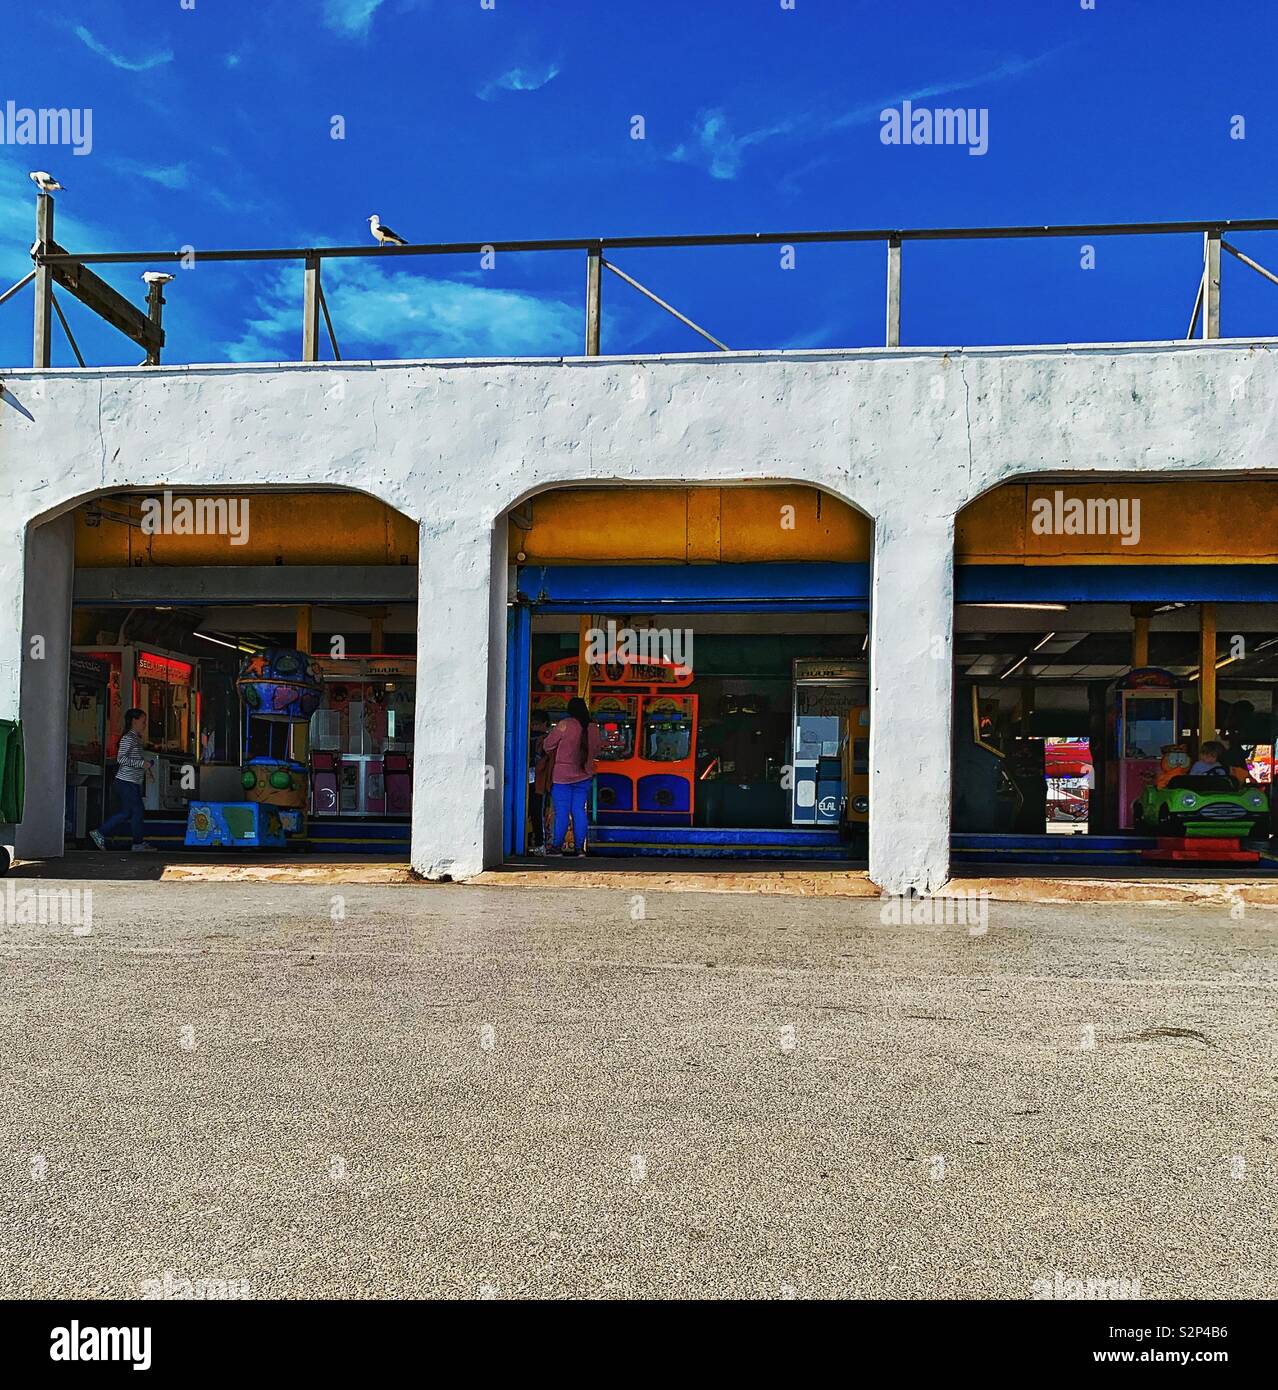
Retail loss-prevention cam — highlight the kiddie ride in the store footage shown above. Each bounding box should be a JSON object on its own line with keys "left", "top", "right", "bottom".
{"left": 534, "top": 655, "right": 698, "bottom": 825}
{"left": 1133, "top": 747, "right": 1269, "bottom": 864}
{"left": 1107, "top": 667, "right": 1269, "bottom": 861}
{"left": 183, "top": 649, "right": 322, "bottom": 850}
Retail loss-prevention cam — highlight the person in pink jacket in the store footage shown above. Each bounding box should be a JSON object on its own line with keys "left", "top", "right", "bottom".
{"left": 540, "top": 697, "right": 602, "bottom": 856}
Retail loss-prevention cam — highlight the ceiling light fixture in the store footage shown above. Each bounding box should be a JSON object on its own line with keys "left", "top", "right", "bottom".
{"left": 964, "top": 602, "right": 1069, "bottom": 612}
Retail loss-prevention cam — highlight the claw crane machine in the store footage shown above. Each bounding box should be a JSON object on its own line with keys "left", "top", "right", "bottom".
{"left": 1106, "top": 667, "right": 1184, "bottom": 829}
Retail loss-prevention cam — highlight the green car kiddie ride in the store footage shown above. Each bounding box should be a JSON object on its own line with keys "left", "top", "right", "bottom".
{"left": 1134, "top": 773, "right": 1269, "bottom": 838}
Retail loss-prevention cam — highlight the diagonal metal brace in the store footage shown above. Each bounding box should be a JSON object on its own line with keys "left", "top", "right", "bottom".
{"left": 600, "top": 257, "right": 730, "bottom": 351}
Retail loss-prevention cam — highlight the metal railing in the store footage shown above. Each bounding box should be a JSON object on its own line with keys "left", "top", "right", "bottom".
{"left": 9, "top": 200, "right": 1278, "bottom": 368}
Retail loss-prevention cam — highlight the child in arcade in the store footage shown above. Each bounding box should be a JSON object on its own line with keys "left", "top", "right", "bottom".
{"left": 1189, "top": 741, "right": 1231, "bottom": 777}
{"left": 89, "top": 708, "right": 157, "bottom": 852}
{"left": 541, "top": 697, "right": 602, "bottom": 857}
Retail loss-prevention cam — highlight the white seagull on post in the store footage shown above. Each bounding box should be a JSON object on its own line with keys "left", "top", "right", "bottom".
{"left": 368, "top": 214, "right": 408, "bottom": 247}
{"left": 30, "top": 171, "right": 64, "bottom": 193}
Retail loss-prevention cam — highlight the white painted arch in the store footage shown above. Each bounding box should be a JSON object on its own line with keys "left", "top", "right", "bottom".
{"left": 3, "top": 338, "right": 1277, "bottom": 889}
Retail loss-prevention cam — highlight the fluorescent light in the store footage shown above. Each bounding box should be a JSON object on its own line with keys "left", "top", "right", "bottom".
{"left": 1031, "top": 631, "right": 1057, "bottom": 652}
{"left": 965, "top": 602, "right": 1069, "bottom": 612}
{"left": 193, "top": 631, "right": 249, "bottom": 652}
{"left": 1000, "top": 655, "right": 1029, "bottom": 679}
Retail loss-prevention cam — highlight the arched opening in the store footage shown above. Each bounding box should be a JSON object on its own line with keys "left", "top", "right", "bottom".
{"left": 20, "top": 486, "right": 419, "bottom": 864}
{"left": 502, "top": 483, "right": 874, "bottom": 866}
{"left": 950, "top": 476, "right": 1278, "bottom": 876}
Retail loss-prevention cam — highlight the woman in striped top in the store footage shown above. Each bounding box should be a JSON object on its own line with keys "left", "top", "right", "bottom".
{"left": 90, "top": 708, "right": 156, "bottom": 852}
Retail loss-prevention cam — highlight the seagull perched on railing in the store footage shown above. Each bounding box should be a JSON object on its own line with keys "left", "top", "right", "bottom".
{"left": 368, "top": 214, "right": 408, "bottom": 247}
{"left": 29, "top": 170, "right": 64, "bottom": 193}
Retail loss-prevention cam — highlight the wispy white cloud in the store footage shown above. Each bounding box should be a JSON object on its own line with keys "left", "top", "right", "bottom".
{"left": 73, "top": 25, "right": 173, "bottom": 72}
{"left": 109, "top": 158, "right": 191, "bottom": 190}
{"left": 225, "top": 260, "right": 578, "bottom": 362}
{"left": 669, "top": 108, "right": 796, "bottom": 180}
{"left": 321, "top": 0, "right": 387, "bottom": 39}
{"left": 829, "top": 49, "right": 1062, "bottom": 130}
{"left": 477, "top": 62, "right": 561, "bottom": 101}
{"left": 671, "top": 48, "right": 1064, "bottom": 180}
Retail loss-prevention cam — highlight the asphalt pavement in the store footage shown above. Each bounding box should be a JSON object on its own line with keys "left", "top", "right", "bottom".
{"left": 0, "top": 880, "right": 1274, "bottom": 1299}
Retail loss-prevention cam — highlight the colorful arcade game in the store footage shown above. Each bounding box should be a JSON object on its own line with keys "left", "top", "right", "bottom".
{"left": 1106, "top": 667, "right": 1184, "bottom": 830}
{"left": 587, "top": 693, "right": 640, "bottom": 815}
{"left": 75, "top": 645, "right": 198, "bottom": 812}
{"left": 237, "top": 648, "right": 323, "bottom": 837}
{"left": 634, "top": 694, "right": 697, "bottom": 823}
{"left": 535, "top": 655, "right": 698, "bottom": 826}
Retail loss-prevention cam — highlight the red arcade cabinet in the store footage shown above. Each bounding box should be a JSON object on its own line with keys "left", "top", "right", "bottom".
{"left": 535, "top": 656, "right": 698, "bottom": 826}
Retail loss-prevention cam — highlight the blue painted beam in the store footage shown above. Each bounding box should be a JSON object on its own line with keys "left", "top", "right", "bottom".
{"left": 517, "top": 562, "right": 870, "bottom": 609}
{"left": 958, "top": 565, "right": 1278, "bottom": 604}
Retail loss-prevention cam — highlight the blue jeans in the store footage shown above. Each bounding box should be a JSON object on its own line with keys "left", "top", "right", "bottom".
{"left": 550, "top": 780, "right": 590, "bottom": 852}
{"left": 99, "top": 778, "right": 146, "bottom": 845}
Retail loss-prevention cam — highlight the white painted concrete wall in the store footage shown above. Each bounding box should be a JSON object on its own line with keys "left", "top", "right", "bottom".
{"left": 1, "top": 339, "right": 1275, "bottom": 890}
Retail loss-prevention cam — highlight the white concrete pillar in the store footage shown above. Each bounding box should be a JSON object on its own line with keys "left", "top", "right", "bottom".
{"left": 0, "top": 524, "right": 24, "bottom": 870}
{"left": 411, "top": 517, "right": 501, "bottom": 878}
{"left": 868, "top": 510, "right": 955, "bottom": 895}
{"left": 16, "top": 514, "right": 74, "bottom": 860}
{"left": 0, "top": 530, "right": 22, "bottom": 724}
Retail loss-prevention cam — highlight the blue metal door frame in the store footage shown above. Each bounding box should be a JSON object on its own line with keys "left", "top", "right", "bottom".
{"left": 503, "top": 603, "right": 532, "bottom": 857}
{"left": 505, "top": 563, "right": 870, "bottom": 858}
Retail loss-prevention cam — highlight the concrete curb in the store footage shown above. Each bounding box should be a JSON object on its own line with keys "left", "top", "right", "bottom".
{"left": 14, "top": 855, "right": 1278, "bottom": 908}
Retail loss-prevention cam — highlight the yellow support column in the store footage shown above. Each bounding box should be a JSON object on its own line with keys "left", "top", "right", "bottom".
{"left": 296, "top": 604, "right": 313, "bottom": 654}
{"left": 577, "top": 614, "right": 595, "bottom": 702}
{"left": 1131, "top": 605, "right": 1150, "bottom": 668}
{"left": 1199, "top": 602, "right": 1217, "bottom": 741}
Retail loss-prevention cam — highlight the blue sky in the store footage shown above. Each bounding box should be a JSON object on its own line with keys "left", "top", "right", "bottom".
{"left": 2, "top": 0, "right": 1277, "bottom": 367}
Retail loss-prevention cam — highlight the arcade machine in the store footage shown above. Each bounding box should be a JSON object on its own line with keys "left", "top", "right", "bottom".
{"left": 841, "top": 704, "right": 870, "bottom": 835}
{"left": 306, "top": 662, "right": 416, "bottom": 817}
{"left": 1105, "top": 667, "right": 1183, "bottom": 830}
{"left": 75, "top": 644, "right": 198, "bottom": 812}
{"left": 952, "top": 684, "right": 1021, "bottom": 833}
{"left": 534, "top": 656, "right": 698, "bottom": 827}
{"left": 588, "top": 693, "right": 640, "bottom": 816}
{"left": 66, "top": 653, "right": 110, "bottom": 844}
{"left": 184, "top": 649, "right": 321, "bottom": 849}
{"left": 635, "top": 693, "right": 697, "bottom": 822}
{"left": 791, "top": 659, "right": 865, "bottom": 826}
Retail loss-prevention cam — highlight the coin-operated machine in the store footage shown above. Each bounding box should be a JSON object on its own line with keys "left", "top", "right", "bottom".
{"left": 66, "top": 653, "right": 110, "bottom": 843}
{"left": 237, "top": 648, "right": 323, "bottom": 837}
{"left": 588, "top": 693, "right": 640, "bottom": 814}
{"left": 791, "top": 659, "right": 866, "bottom": 826}
{"left": 187, "top": 649, "right": 323, "bottom": 850}
{"left": 535, "top": 655, "right": 698, "bottom": 826}
{"left": 841, "top": 704, "right": 870, "bottom": 834}
{"left": 1106, "top": 667, "right": 1184, "bottom": 830}
{"left": 635, "top": 694, "right": 697, "bottom": 823}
